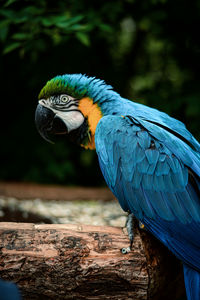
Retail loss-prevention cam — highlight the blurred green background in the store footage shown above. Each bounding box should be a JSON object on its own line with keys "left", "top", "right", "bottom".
{"left": 0, "top": 0, "right": 200, "bottom": 186}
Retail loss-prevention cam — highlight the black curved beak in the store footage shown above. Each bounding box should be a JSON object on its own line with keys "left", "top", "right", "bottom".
{"left": 35, "top": 104, "right": 68, "bottom": 143}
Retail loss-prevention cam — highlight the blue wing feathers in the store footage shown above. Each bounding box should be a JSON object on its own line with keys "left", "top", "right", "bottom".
{"left": 163, "top": 173, "right": 175, "bottom": 191}
{"left": 162, "top": 192, "right": 189, "bottom": 223}
{"left": 131, "top": 169, "right": 143, "bottom": 188}
{"left": 147, "top": 162, "right": 157, "bottom": 175}
{"left": 145, "top": 148, "right": 159, "bottom": 165}
{"left": 142, "top": 215, "right": 200, "bottom": 271}
{"left": 95, "top": 115, "right": 200, "bottom": 222}
{"left": 137, "top": 157, "right": 149, "bottom": 173}
{"left": 142, "top": 188, "right": 156, "bottom": 218}
{"left": 124, "top": 99, "right": 200, "bottom": 153}
{"left": 142, "top": 173, "right": 154, "bottom": 189}
{"left": 155, "top": 161, "right": 169, "bottom": 176}
{"left": 153, "top": 174, "right": 166, "bottom": 191}
{"left": 137, "top": 130, "right": 151, "bottom": 148}
{"left": 184, "top": 264, "right": 200, "bottom": 300}
{"left": 185, "top": 186, "right": 200, "bottom": 220}
{"left": 95, "top": 114, "right": 200, "bottom": 276}
{"left": 123, "top": 182, "right": 141, "bottom": 216}
{"left": 166, "top": 156, "right": 178, "bottom": 173}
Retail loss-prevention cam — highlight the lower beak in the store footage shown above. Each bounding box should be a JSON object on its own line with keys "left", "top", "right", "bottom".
{"left": 35, "top": 104, "right": 68, "bottom": 143}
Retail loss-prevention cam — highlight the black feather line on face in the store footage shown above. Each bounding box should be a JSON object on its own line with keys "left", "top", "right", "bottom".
{"left": 52, "top": 104, "right": 79, "bottom": 112}
{"left": 50, "top": 97, "right": 79, "bottom": 111}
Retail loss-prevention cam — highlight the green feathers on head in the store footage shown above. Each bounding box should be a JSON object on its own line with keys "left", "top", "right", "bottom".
{"left": 38, "top": 73, "right": 120, "bottom": 105}
{"left": 38, "top": 75, "right": 88, "bottom": 100}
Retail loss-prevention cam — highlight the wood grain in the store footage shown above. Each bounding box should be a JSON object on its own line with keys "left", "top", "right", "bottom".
{"left": 0, "top": 222, "right": 185, "bottom": 300}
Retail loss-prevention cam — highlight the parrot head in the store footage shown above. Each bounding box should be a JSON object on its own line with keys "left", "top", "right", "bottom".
{"left": 35, "top": 74, "right": 118, "bottom": 149}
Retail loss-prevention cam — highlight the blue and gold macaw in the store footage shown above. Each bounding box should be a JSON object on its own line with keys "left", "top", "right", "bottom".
{"left": 35, "top": 74, "right": 200, "bottom": 300}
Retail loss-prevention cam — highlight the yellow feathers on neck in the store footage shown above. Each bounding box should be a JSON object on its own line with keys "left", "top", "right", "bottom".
{"left": 78, "top": 97, "right": 103, "bottom": 150}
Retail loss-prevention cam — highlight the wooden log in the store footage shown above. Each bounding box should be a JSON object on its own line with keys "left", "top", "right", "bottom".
{"left": 0, "top": 222, "right": 185, "bottom": 300}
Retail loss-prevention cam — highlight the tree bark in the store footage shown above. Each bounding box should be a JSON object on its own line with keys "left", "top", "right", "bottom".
{"left": 0, "top": 222, "right": 185, "bottom": 300}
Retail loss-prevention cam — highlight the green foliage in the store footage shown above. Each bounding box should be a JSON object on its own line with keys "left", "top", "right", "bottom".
{"left": 0, "top": 0, "right": 199, "bottom": 189}
{"left": 0, "top": 0, "right": 115, "bottom": 60}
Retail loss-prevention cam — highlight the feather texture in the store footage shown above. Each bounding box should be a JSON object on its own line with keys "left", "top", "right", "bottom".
{"left": 95, "top": 114, "right": 200, "bottom": 296}
{"left": 95, "top": 115, "right": 200, "bottom": 223}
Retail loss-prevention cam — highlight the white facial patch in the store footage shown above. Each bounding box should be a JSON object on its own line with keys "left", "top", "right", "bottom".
{"left": 39, "top": 99, "right": 84, "bottom": 132}
{"left": 56, "top": 110, "right": 84, "bottom": 132}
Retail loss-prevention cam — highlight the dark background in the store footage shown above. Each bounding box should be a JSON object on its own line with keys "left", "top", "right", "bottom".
{"left": 0, "top": 0, "right": 200, "bottom": 186}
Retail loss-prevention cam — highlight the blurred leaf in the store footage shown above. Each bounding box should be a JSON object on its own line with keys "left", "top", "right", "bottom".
{"left": 3, "top": 42, "right": 20, "bottom": 54}
{"left": 4, "top": 0, "right": 18, "bottom": 7}
{"left": 41, "top": 17, "right": 55, "bottom": 27}
{"left": 12, "top": 32, "right": 30, "bottom": 40}
{"left": 0, "top": 8, "right": 14, "bottom": 18}
{"left": 68, "top": 24, "right": 87, "bottom": 31}
{"left": 76, "top": 32, "right": 90, "bottom": 46}
{"left": 62, "top": 15, "right": 84, "bottom": 26}
{"left": 50, "top": 31, "right": 62, "bottom": 44}
{"left": 98, "top": 23, "right": 112, "bottom": 32}
{"left": 41, "top": 15, "right": 84, "bottom": 29}
{"left": 0, "top": 20, "right": 9, "bottom": 41}
{"left": 41, "top": 15, "right": 67, "bottom": 27}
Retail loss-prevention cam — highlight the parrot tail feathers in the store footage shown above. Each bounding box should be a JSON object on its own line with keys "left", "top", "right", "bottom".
{"left": 183, "top": 264, "right": 200, "bottom": 300}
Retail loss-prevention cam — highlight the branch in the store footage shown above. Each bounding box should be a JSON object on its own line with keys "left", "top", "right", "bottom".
{"left": 0, "top": 222, "right": 185, "bottom": 300}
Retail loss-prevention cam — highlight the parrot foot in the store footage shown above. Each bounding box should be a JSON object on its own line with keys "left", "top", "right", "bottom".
{"left": 121, "top": 246, "right": 131, "bottom": 254}
{"left": 121, "top": 213, "right": 135, "bottom": 254}
{"left": 121, "top": 214, "right": 146, "bottom": 254}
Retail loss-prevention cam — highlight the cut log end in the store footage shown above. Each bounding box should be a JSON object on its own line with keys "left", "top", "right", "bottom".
{"left": 0, "top": 222, "right": 185, "bottom": 300}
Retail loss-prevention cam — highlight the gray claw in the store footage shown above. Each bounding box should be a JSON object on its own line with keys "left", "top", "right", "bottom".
{"left": 121, "top": 246, "right": 131, "bottom": 254}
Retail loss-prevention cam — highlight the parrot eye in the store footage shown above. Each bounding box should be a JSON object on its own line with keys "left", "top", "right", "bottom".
{"left": 60, "top": 95, "right": 69, "bottom": 103}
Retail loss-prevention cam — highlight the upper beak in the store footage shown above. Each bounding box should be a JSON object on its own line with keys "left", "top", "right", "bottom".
{"left": 35, "top": 103, "right": 68, "bottom": 143}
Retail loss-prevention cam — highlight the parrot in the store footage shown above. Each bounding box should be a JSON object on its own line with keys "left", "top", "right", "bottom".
{"left": 35, "top": 74, "right": 200, "bottom": 300}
